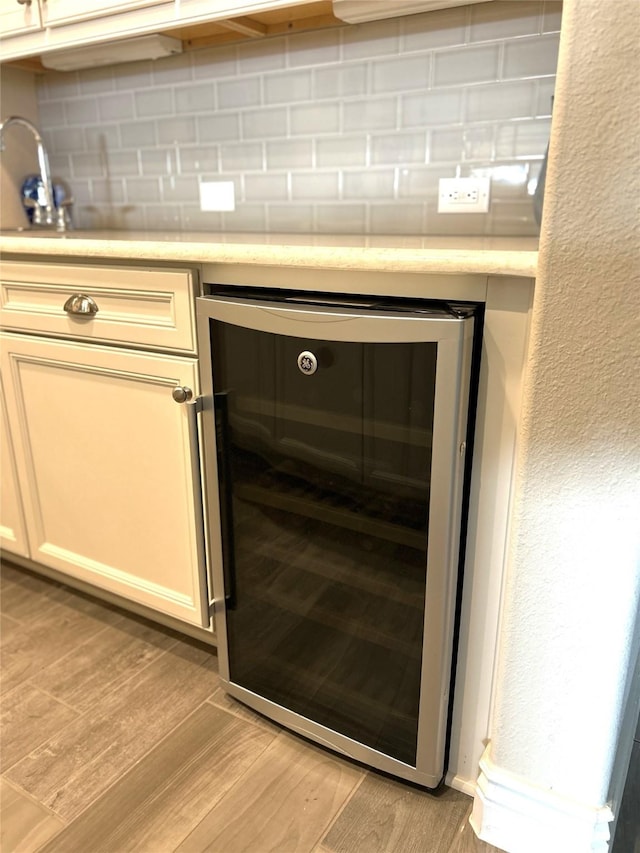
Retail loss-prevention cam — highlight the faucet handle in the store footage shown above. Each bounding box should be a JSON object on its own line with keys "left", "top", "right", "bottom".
{"left": 55, "top": 197, "right": 74, "bottom": 232}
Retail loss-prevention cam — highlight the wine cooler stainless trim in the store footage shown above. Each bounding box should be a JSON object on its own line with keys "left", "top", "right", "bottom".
{"left": 196, "top": 294, "right": 475, "bottom": 788}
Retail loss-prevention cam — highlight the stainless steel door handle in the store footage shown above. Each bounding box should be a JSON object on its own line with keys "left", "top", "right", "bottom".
{"left": 63, "top": 293, "right": 99, "bottom": 316}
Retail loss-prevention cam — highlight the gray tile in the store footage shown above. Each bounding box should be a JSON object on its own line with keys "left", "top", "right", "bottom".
{"left": 1, "top": 591, "right": 119, "bottom": 693}
{"left": 238, "top": 38, "right": 286, "bottom": 73}
{"left": 175, "top": 731, "right": 364, "bottom": 853}
{"left": 372, "top": 55, "right": 430, "bottom": 94}
{"left": 402, "top": 90, "right": 463, "bottom": 128}
{"left": 321, "top": 774, "right": 469, "bottom": 853}
{"left": 218, "top": 76, "right": 261, "bottom": 110}
{"left": 434, "top": 44, "right": 500, "bottom": 88}
{"left": 370, "top": 203, "right": 426, "bottom": 235}
{"left": 371, "top": 132, "right": 427, "bottom": 166}
{"left": 35, "top": 611, "right": 177, "bottom": 712}
{"left": 287, "top": 29, "right": 341, "bottom": 67}
{"left": 314, "top": 64, "right": 368, "bottom": 100}
{"left": 0, "top": 779, "right": 65, "bottom": 853}
{"left": 466, "top": 81, "right": 536, "bottom": 122}
{"left": 291, "top": 172, "right": 339, "bottom": 200}
{"left": 175, "top": 81, "right": 216, "bottom": 113}
{"left": 264, "top": 69, "right": 312, "bottom": 105}
{"left": 469, "top": 1, "right": 543, "bottom": 42}
{"left": 244, "top": 173, "right": 288, "bottom": 202}
{"left": 37, "top": 703, "right": 276, "bottom": 853}
{"left": 242, "top": 107, "right": 288, "bottom": 139}
{"left": 343, "top": 97, "right": 397, "bottom": 132}
{"left": 6, "top": 641, "right": 216, "bottom": 821}
{"left": 192, "top": 45, "right": 237, "bottom": 79}
{"left": 343, "top": 170, "right": 395, "bottom": 200}
{"left": 0, "top": 566, "right": 67, "bottom": 622}
{"left": 267, "top": 203, "right": 314, "bottom": 234}
{"left": 503, "top": 35, "right": 560, "bottom": 79}
{"left": 1, "top": 683, "right": 80, "bottom": 770}
{"left": 316, "top": 204, "right": 366, "bottom": 233}
{"left": 401, "top": 7, "right": 466, "bottom": 51}
{"left": 290, "top": 103, "right": 339, "bottom": 135}
{"left": 266, "top": 139, "right": 313, "bottom": 170}
{"left": 342, "top": 18, "right": 401, "bottom": 59}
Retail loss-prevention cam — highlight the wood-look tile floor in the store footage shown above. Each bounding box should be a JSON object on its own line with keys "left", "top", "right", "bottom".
{"left": 0, "top": 562, "right": 499, "bottom": 853}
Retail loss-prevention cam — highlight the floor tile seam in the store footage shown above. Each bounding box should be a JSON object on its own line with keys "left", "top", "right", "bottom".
{"left": 51, "top": 698, "right": 237, "bottom": 832}
{"left": 445, "top": 802, "right": 477, "bottom": 853}
{"left": 6, "top": 613, "right": 125, "bottom": 690}
{"left": 177, "top": 725, "right": 290, "bottom": 846}
{"left": 4, "top": 719, "right": 137, "bottom": 823}
{"left": 3, "top": 676, "right": 208, "bottom": 821}
{"left": 203, "top": 695, "right": 281, "bottom": 735}
{"left": 21, "top": 680, "right": 86, "bottom": 714}
{"left": 0, "top": 611, "right": 23, "bottom": 636}
{"left": 0, "top": 773, "right": 70, "bottom": 825}
{"left": 30, "top": 628, "right": 182, "bottom": 714}
{"left": 0, "top": 689, "right": 83, "bottom": 775}
{"left": 309, "top": 769, "right": 368, "bottom": 853}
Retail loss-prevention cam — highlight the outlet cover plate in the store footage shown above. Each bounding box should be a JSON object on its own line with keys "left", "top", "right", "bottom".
{"left": 438, "top": 177, "right": 491, "bottom": 213}
{"left": 200, "top": 181, "right": 235, "bottom": 212}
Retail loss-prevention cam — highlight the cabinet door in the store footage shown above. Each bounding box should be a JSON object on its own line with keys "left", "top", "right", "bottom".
{"left": 0, "top": 0, "right": 43, "bottom": 37}
{"left": 1, "top": 332, "right": 210, "bottom": 628}
{"left": 42, "top": 0, "right": 170, "bottom": 28}
{"left": 0, "top": 376, "right": 29, "bottom": 557}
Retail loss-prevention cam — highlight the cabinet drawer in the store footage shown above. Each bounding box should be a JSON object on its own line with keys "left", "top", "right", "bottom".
{"left": 0, "top": 262, "right": 197, "bottom": 353}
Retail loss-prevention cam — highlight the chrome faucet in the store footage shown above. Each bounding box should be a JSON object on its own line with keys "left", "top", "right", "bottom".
{"left": 0, "top": 115, "right": 72, "bottom": 231}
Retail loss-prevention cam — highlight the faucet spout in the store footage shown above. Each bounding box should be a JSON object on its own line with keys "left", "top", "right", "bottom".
{"left": 0, "top": 115, "right": 56, "bottom": 226}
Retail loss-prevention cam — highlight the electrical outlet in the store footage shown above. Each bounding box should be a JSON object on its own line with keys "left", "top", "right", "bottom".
{"left": 438, "top": 177, "right": 491, "bottom": 214}
{"left": 199, "top": 181, "right": 235, "bottom": 212}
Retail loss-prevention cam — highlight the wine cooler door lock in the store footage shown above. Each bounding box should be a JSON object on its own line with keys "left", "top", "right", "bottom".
{"left": 297, "top": 350, "right": 318, "bottom": 375}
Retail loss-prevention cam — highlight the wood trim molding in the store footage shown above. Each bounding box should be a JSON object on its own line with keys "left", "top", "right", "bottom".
{"left": 471, "top": 745, "right": 614, "bottom": 853}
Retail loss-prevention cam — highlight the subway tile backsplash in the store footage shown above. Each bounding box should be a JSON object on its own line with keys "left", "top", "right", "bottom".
{"left": 37, "top": 1, "right": 561, "bottom": 235}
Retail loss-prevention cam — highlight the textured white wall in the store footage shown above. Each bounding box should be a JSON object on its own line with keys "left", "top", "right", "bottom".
{"left": 488, "top": 0, "right": 640, "bottom": 815}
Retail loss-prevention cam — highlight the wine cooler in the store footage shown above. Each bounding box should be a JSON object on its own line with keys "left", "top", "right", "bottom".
{"left": 196, "top": 287, "right": 479, "bottom": 788}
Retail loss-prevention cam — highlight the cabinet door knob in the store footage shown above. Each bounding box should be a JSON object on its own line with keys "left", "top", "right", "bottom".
{"left": 63, "top": 293, "right": 99, "bottom": 316}
{"left": 17, "top": 0, "right": 32, "bottom": 6}
{"left": 172, "top": 386, "right": 193, "bottom": 404}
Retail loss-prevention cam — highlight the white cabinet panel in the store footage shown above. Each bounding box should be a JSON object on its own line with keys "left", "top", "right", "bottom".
{"left": 1, "top": 332, "right": 209, "bottom": 627}
{"left": 0, "top": 0, "right": 43, "bottom": 38}
{"left": 1, "top": 262, "right": 197, "bottom": 354}
{"left": 43, "top": 0, "right": 170, "bottom": 28}
{"left": 0, "top": 375, "right": 29, "bottom": 557}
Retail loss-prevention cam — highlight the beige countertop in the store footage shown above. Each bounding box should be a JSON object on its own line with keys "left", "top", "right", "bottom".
{"left": 0, "top": 230, "right": 538, "bottom": 278}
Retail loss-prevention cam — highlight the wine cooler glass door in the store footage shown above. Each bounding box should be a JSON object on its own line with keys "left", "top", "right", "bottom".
{"left": 197, "top": 295, "right": 475, "bottom": 788}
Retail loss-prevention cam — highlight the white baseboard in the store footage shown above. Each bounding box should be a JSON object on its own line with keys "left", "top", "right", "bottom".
{"left": 446, "top": 772, "right": 476, "bottom": 797}
{"left": 471, "top": 746, "right": 614, "bottom": 853}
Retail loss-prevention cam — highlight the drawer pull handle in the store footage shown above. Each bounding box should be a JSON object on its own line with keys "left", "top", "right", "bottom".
{"left": 63, "top": 294, "right": 99, "bottom": 316}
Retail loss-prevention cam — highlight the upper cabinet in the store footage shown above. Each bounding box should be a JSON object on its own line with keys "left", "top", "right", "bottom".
{"left": 0, "top": 0, "right": 43, "bottom": 39}
{"left": 0, "top": 0, "right": 329, "bottom": 65}
{"left": 0, "top": 0, "right": 501, "bottom": 66}
{"left": 43, "top": 0, "right": 171, "bottom": 29}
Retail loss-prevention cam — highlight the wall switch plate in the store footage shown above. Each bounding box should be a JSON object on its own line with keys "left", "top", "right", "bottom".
{"left": 199, "top": 181, "right": 235, "bottom": 212}
{"left": 438, "top": 177, "right": 491, "bottom": 213}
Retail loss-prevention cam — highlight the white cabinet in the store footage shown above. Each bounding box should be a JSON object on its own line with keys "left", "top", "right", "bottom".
{"left": 0, "top": 0, "right": 43, "bottom": 38}
{"left": 0, "top": 375, "right": 29, "bottom": 557}
{"left": 0, "top": 0, "right": 314, "bottom": 63}
{"left": 0, "top": 261, "right": 211, "bottom": 630}
{"left": 0, "top": 0, "right": 176, "bottom": 61}
{"left": 43, "top": 0, "right": 170, "bottom": 28}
